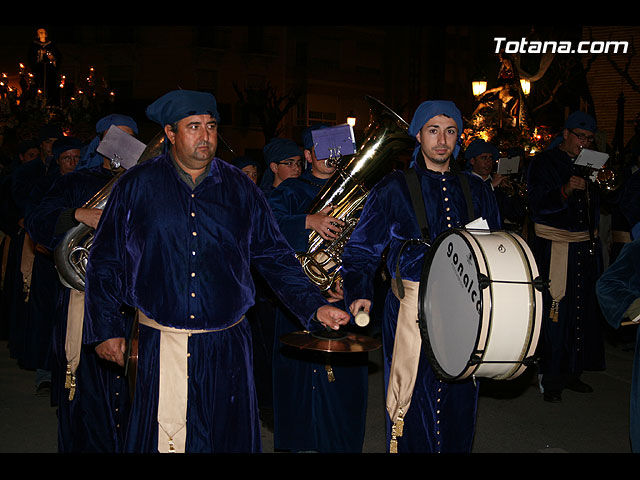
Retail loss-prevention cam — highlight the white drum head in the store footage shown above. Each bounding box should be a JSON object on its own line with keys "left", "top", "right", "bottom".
{"left": 418, "top": 229, "right": 542, "bottom": 381}
{"left": 419, "top": 230, "right": 486, "bottom": 380}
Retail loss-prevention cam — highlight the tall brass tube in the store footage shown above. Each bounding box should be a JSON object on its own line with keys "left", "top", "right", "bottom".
{"left": 296, "top": 95, "right": 414, "bottom": 294}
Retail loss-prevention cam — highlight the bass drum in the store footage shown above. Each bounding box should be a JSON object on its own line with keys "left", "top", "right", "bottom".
{"left": 417, "top": 229, "right": 542, "bottom": 381}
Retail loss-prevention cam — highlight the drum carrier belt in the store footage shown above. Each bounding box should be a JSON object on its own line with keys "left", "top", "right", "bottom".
{"left": 394, "top": 167, "right": 475, "bottom": 299}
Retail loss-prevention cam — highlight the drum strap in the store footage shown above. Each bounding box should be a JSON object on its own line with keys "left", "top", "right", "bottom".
{"left": 387, "top": 278, "right": 422, "bottom": 453}
{"left": 404, "top": 168, "right": 430, "bottom": 241}
{"left": 396, "top": 168, "right": 476, "bottom": 299}
{"left": 457, "top": 172, "right": 476, "bottom": 221}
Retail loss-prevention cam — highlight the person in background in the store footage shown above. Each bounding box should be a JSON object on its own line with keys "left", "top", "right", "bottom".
{"left": 258, "top": 137, "right": 303, "bottom": 197}
{"left": 527, "top": 111, "right": 605, "bottom": 403}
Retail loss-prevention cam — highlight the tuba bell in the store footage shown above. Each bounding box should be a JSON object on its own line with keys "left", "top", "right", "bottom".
{"left": 53, "top": 131, "right": 166, "bottom": 291}
{"left": 296, "top": 95, "right": 413, "bottom": 294}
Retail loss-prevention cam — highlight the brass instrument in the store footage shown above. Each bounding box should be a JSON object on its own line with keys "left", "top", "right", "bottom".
{"left": 54, "top": 132, "right": 166, "bottom": 291}
{"left": 296, "top": 95, "right": 414, "bottom": 294}
{"left": 594, "top": 164, "right": 623, "bottom": 192}
{"left": 497, "top": 176, "right": 528, "bottom": 199}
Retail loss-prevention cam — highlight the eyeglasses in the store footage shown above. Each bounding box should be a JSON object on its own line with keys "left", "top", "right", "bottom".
{"left": 569, "top": 129, "right": 595, "bottom": 143}
{"left": 59, "top": 154, "right": 81, "bottom": 163}
{"left": 278, "top": 160, "right": 303, "bottom": 168}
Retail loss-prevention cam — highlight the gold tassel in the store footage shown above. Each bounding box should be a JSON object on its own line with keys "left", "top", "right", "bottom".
{"left": 65, "top": 363, "right": 76, "bottom": 400}
{"left": 389, "top": 410, "right": 405, "bottom": 454}
{"left": 65, "top": 364, "right": 72, "bottom": 389}
{"left": 23, "top": 280, "right": 30, "bottom": 302}
{"left": 168, "top": 438, "right": 176, "bottom": 452}
{"left": 550, "top": 300, "right": 559, "bottom": 323}
{"left": 68, "top": 374, "right": 76, "bottom": 401}
{"left": 325, "top": 365, "right": 335, "bottom": 382}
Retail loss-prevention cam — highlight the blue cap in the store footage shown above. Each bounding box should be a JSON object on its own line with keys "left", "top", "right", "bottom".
{"left": 232, "top": 155, "right": 260, "bottom": 171}
{"left": 96, "top": 114, "right": 138, "bottom": 135}
{"left": 146, "top": 90, "right": 220, "bottom": 126}
{"left": 565, "top": 111, "right": 597, "bottom": 133}
{"left": 408, "top": 100, "right": 464, "bottom": 159}
{"left": 464, "top": 138, "right": 499, "bottom": 160}
{"left": 52, "top": 137, "right": 83, "bottom": 159}
{"left": 263, "top": 138, "right": 302, "bottom": 165}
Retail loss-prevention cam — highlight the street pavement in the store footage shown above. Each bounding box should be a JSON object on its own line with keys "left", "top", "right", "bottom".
{"left": 1, "top": 325, "right": 636, "bottom": 454}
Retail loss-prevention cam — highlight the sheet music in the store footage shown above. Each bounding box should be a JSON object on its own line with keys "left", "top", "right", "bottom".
{"left": 574, "top": 148, "right": 609, "bottom": 170}
{"left": 311, "top": 124, "right": 356, "bottom": 160}
{"left": 96, "top": 125, "right": 147, "bottom": 170}
{"left": 466, "top": 217, "right": 490, "bottom": 231}
{"left": 497, "top": 156, "right": 520, "bottom": 175}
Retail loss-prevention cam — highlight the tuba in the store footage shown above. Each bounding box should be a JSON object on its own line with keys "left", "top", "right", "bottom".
{"left": 296, "top": 95, "right": 413, "bottom": 294}
{"left": 53, "top": 131, "right": 166, "bottom": 291}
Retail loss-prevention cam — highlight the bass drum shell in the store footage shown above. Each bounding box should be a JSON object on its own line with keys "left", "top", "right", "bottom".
{"left": 417, "top": 229, "right": 542, "bottom": 381}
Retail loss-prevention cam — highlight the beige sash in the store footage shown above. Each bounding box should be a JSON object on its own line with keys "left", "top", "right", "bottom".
{"left": 534, "top": 223, "right": 594, "bottom": 303}
{"left": 387, "top": 278, "right": 422, "bottom": 453}
{"left": 612, "top": 230, "right": 631, "bottom": 244}
{"left": 137, "top": 311, "right": 244, "bottom": 453}
{"left": 64, "top": 289, "right": 85, "bottom": 400}
{"left": 20, "top": 233, "right": 36, "bottom": 301}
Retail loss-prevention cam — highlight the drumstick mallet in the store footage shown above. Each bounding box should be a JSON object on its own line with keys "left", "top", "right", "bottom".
{"left": 355, "top": 308, "right": 370, "bottom": 327}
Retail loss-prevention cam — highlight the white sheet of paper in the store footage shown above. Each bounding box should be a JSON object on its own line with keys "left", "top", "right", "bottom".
{"left": 96, "top": 125, "right": 147, "bottom": 170}
{"left": 465, "top": 217, "right": 490, "bottom": 231}
{"left": 574, "top": 148, "right": 609, "bottom": 170}
{"left": 497, "top": 156, "right": 520, "bottom": 175}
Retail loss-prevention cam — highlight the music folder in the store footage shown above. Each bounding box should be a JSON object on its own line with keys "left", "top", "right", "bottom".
{"left": 311, "top": 124, "right": 357, "bottom": 160}
{"left": 497, "top": 156, "right": 520, "bottom": 175}
{"left": 96, "top": 125, "right": 147, "bottom": 170}
{"left": 574, "top": 148, "right": 609, "bottom": 170}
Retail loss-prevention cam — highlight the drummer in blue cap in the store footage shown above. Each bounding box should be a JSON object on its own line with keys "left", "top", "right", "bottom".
{"left": 342, "top": 100, "right": 500, "bottom": 453}
{"left": 83, "top": 89, "right": 350, "bottom": 453}
{"left": 527, "top": 110, "right": 605, "bottom": 403}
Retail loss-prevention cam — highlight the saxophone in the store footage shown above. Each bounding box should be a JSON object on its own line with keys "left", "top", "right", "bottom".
{"left": 296, "top": 95, "right": 413, "bottom": 294}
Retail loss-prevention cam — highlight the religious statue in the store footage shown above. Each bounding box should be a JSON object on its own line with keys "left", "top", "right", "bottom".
{"left": 27, "top": 28, "right": 61, "bottom": 106}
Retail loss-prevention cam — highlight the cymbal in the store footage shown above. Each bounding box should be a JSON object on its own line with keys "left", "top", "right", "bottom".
{"left": 279, "top": 329, "right": 381, "bottom": 353}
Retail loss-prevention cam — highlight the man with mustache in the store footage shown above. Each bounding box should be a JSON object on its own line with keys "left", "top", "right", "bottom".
{"left": 83, "top": 90, "right": 350, "bottom": 453}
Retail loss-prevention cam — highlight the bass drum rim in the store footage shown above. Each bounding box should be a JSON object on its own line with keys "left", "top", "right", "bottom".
{"left": 417, "top": 228, "right": 541, "bottom": 382}
{"left": 417, "top": 229, "right": 487, "bottom": 382}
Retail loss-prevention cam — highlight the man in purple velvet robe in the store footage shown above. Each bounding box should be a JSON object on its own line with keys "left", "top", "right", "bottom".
{"left": 83, "top": 90, "right": 350, "bottom": 453}
{"left": 267, "top": 126, "right": 368, "bottom": 453}
{"left": 26, "top": 114, "right": 139, "bottom": 452}
{"left": 341, "top": 100, "right": 500, "bottom": 453}
{"left": 527, "top": 111, "right": 605, "bottom": 403}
